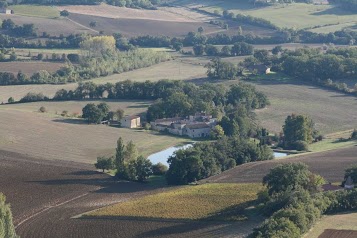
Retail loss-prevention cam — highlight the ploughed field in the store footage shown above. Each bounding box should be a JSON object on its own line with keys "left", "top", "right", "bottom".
{"left": 0, "top": 150, "right": 261, "bottom": 238}
{"left": 203, "top": 146, "right": 357, "bottom": 184}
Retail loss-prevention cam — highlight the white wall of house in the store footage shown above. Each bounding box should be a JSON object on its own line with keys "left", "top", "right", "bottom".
{"left": 121, "top": 117, "right": 140, "bottom": 128}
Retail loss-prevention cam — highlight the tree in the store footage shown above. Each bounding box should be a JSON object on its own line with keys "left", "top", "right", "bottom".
{"left": 60, "top": 10, "right": 70, "bottom": 17}
{"left": 272, "top": 45, "right": 283, "bottom": 55}
{"left": 344, "top": 165, "right": 357, "bottom": 185}
{"left": 351, "top": 129, "right": 357, "bottom": 140}
{"left": 115, "top": 137, "right": 125, "bottom": 177}
{"left": 89, "top": 21, "right": 97, "bottom": 27}
{"left": 152, "top": 162, "right": 168, "bottom": 175}
{"left": 80, "top": 36, "right": 116, "bottom": 58}
{"left": 9, "top": 52, "right": 17, "bottom": 61}
{"left": 7, "top": 97, "right": 14, "bottom": 104}
{"left": 82, "top": 103, "right": 104, "bottom": 123}
{"left": 95, "top": 156, "right": 114, "bottom": 172}
{"left": 134, "top": 155, "right": 153, "bottom": 182}
{"left": 193, "top": 44, "right": 205, "bottom": 56}
{"left": 283, "top": 114, "right": 316, "bottom": 149}
{"left": 97, "top": 102, "right": 110, "bottom": 118}
{"left": 210, "top": 125, "right": 225, "bottom": 139}
{"left": 2, "top": 19, "right": 15, "bottom": 30}
{"left": 124, "top": 140, "right": 138, "bottom": 162}
{"left": 0, "top": 193, "right": 18, "bottom": 238}
{"left": 198, "top": 26, "right": 204, "bottom": 34}
{"left": 263, "top": 163, "right": 324, "bottom": 195}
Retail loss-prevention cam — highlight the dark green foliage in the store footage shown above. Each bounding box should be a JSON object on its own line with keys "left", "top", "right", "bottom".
{"left": 293, "top": 140, "right": 309, "bottom": 151}
{"left": 60, "top": 10, "right": 69, "bottom": 17}
{"left": 166, "top": 137, "right": 273, "bottom": 185}
{"left": 82, "top": 103, "right": 109, "bottom": 124}
{"left": 325, "top": 189, "right": 357, "bottom": 213}
{"left": 115, "top": 137, "right": 125, "bottom": 178}
{"left": 344, "top": 165, "right": 357, "bottom": 185}
{"left": 263, "top": 163, "right": 323, "bottom": 196}
{"left": 95, "top": 156, "right": 114, "bottom": 172}
{"left": 152, "top": 163, "right": 168, "bottom": 175}
{"left": 19, "top": 92, "right": 48, "bottom": 103}
{"left": 283, "top": 114, "right": 315, "bottom": 150}
{"left": 205, "top": 58, "right": 239, "bottom": 80}
{"left": 132, "top": 155, "right": 153, "bottom": 182}
{"left": 7, "top": 97, "right": 14, "bottom": 104}
{"left": 0, "top": 193, "right": 18, "bottom": 238}
{"left": 193, "top": 44, "right": 205, "bottom": 56}
{"left": 351, "top": 129, "right": 357, "bottom": 140}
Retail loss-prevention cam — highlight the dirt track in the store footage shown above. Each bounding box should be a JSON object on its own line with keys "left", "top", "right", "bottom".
{"left": 203, "top": 146, "right": 357, "bottom": 184}
{"left": 0, "top": 150, "right": 256, "bottom": 238}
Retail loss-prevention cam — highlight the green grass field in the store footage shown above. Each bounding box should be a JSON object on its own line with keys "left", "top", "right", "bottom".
{"left": 200, "top": 2, "right": 357, "bottom": 33}
{"left": 9, "top": 5, "right": 60, "bottom": 18}
{"left": 305, "top": 212, "right": 357, "bottom": 238}
{"left": 87, "top": 183, "right": 262, "bottom": 221}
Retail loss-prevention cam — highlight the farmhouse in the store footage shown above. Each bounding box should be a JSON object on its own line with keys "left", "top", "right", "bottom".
{"left": 0, "top": 8, "right": 12, "bottom": 14}
{"left": 248, "top": 64, "right": 271, "bottom": 75}
{"left": 151, "top": 113, "right": 217, "bottom": 138}
{"left": 120, "top": 115, "right": 141, "bottom": 128}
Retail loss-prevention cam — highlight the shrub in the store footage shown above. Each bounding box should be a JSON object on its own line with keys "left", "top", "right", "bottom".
{"left": 294, "top": 140, "right": 309, "bottom": 151}
{"left": 95, "top": 156, "right": 114, "bottom": 172}
{"left": 152, "top": 163, "right": 168, "bottom": 175}
{"left": 7, "top": 97, "right": 14, "bottom": 104}
{"left": 351, "top": 129, "right": 357, "bottom": 140}
{"left": 61, "top": 110, "right": 68, "bottom": 117}
{"left": 39, "top": 106, "right": 47, "bottom": 113}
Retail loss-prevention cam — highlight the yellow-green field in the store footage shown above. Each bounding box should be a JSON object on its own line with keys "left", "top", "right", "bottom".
{"left": 9, "top": 5, "right": 60, "bottom": 18}
{"left": 200, "top": 2, "right": 357, "bottom": 32}
{"left": 87, "top": 183, "right": 262, "bottom": 221}
{"left": 305, "top": 212, "right": 357, "bottom": 238}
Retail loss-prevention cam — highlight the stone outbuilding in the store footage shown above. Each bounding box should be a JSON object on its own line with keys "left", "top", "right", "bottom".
{"left": 120, "top": 115, "right": 141, "bottom": 128}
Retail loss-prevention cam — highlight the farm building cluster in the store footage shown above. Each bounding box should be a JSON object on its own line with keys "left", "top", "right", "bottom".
{"left": 150, "top": 113, "right": 217, "bottom": 138}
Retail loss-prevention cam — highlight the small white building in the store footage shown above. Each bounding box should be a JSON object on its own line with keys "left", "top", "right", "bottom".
{"left": 0, "top": 8, "right": 12, "bottom": 14}
{"left": 120, "top": 116, "right": 141, "bottom": 128}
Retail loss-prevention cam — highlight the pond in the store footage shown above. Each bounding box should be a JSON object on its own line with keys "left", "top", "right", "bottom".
{"left": 274, "top": 152, "right": 288, "bottom": 158}
{"left": 147, "top": 143, "right": 193, "bottom": 167}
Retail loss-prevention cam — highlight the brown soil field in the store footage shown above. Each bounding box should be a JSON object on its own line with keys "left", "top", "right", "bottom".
{"left": 0, "top": 103, "right": 190, "bottom": 163}
{"left": 202, "top": 146, "right": 357, "bottom": 184}
{"left": 318, "top": 229, "right": 357, "bottom": 238}
{"left": 0, "top": 150, "right": 260, "bottom": 238}
{"left": 0, "top": 61, "right": 64, "bottom": 75}
{"left": 68, "top": 13, "right": 221, "bottom": 37}
{"left": 0, "top": 14, "right": 93, "bottom": 36}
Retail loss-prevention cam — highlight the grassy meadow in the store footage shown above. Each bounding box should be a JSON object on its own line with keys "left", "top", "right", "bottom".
{"left": 9, "top": 5, "right": 60, "bottom": 18}
{"left": 87, "top": 183, "right": 263, "bottom": 221}
{"left": 199, "top": 2, "right": 357, "bottom": 32}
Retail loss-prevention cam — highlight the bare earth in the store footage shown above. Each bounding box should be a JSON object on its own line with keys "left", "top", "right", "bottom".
{"left": 0, "top": 61, "right": 64, "bottom": 75}
{"left": 202, "top": 146, "right": 357, "bottom": 184}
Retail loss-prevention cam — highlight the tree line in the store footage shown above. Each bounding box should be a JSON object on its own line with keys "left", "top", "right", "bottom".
{"left": 0, "top": 193, "right": 18, "bottom": 238}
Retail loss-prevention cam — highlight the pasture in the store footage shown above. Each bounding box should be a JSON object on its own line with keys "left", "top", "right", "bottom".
{"left": 305, "top": 212, "right": 357, "bottom": 238}
{"left": 203, "top": 146, "right": 357, "bottom": 184}
{"left": 87, "top": 183, "right": 262, "bottom": 221}
{"left": 0, "top": 103, "right": 191, "bottom": 163}
{"left": 197, "top": 1, "right": 357, "bottom": 33}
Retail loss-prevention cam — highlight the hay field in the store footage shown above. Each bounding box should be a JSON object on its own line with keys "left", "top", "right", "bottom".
{"left": 305, "top": 212, "right": 357, "bottom": 238}
{"left": 0, "top": 58, "right": 207, "bottom": 102}
{"left": 0, "top": 105, "right": 190, "bottom": 163}
{"left": 88, "top": 183, "right": 262, "bottom": 221}
{"left": 0, "top": 61, "right": 64, "bottom": 75}
{"left": 199, "top": 2, "right": 357, "bottom": 32}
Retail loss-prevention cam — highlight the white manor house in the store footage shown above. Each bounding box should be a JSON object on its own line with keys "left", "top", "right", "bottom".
{"left": 151, "top": 113, "right": 217, "bottom": 138}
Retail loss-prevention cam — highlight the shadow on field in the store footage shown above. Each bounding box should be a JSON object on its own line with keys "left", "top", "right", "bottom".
{"left": 312, "top": 7, "right": 355, "bottom": 16}
{"left": 26, "top": 171, "right": 163, "bottom": 194}
{"left": 52, "top": 118, "right": 88, "bottom": 125}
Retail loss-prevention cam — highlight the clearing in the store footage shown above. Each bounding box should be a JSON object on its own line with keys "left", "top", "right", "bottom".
{"left": 305, "top": 212, "right": 357, "bottom": 238}
{"left": 0, "top": 101, "right": 191, "bottom": 163}
{"left": 8, "top": 5, "right": 60, "bottom": 18}
{"left": 196, "top": 1, "right": 357, "bottom": 33}
{"left": 202, "top": 146, "right": 357, "bottom": 184}
{"left": 87, "top": 183, "right": 263, "bottom": 221}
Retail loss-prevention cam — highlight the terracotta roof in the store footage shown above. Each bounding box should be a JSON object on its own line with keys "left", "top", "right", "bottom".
{"left": 185, "top": 123, "right": 210, "bottom": 129}
{"left": 154, "top": 117, "right": 183, "bottom": 123}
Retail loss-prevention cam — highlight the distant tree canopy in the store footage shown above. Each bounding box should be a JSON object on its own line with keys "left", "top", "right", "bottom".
{"left": 0, "top": 193, "right": 18, "bottom": 238}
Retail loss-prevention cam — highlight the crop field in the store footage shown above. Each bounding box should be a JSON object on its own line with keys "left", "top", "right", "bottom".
{"left": 0, "top": 103, "right": 191, "bottom": 163}
{"left": 9, "top": 5, "right": 60, "bottom": 18}
{"left": 87, "top": 183, "right": 262, "bottom": 221}
{"left": 0, "top": 14, "right": 94, "bottom": 36}
{"left": 305, "top": 212, "right": 357, "bottom": 238}
{"left": 0, "top": 150, "right": 262, "bottom": 238}
{"left": 203, "top": 146, "right": 357, "bottom": 184}
{"left": 0, "top": 61, "right": 64, "bottom": 75}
